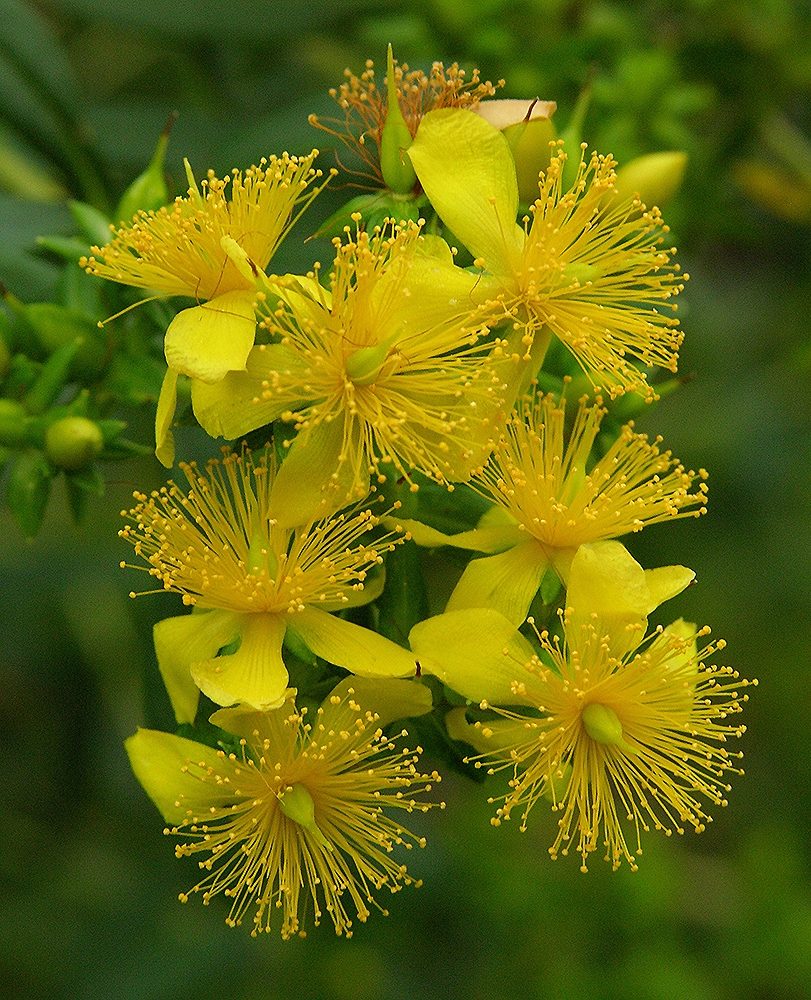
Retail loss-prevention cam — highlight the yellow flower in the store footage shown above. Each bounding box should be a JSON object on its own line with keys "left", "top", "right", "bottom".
{"left": 401, "top": 390, "right": 706, "bottom": 624}
{"left": 80, "top": 153, "right": 329, "bottom": 465}
{"left": 410, "top": 542, "right": 754, "bottom": 872}
{"left": 119, "top": 447, "right": 417, "bottom": 722}
{"left": 191, "top": 220, "right": 517, "bottom": 526}
{"left": 408, "top": 109, "right": 686, "bottom": 397}
{"left": 125, "top": 677, "right": 441, "bottom": 938}
{"left": 309, "top": 53, "right": 502, "bottom": 188}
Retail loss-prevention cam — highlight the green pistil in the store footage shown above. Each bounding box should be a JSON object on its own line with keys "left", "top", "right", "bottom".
{"left": 247, "top": 529, "right": 278, "bottom": 579}
{"left": 581, "top": 702, "right": 635, "bottom": 753}
{"left": 345, "top": 342, "right": 388, "bottom": 386}
{"left": 278, "top": 783, "right": 333, "bottom": 851}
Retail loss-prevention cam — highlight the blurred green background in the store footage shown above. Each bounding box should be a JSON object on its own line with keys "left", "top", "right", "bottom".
{"left": 1, "top": 0, "right": 810, "bottom": 997}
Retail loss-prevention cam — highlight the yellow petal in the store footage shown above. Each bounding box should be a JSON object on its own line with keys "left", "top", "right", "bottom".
{"left": 154, "top": 367, "right": 178, "bottom": 468}
{"left": 289, "top": 606, "right": 417, "bottom": 678}
{"left": 319, "top": 675, "right": 433, "bottom": 731}
{"left": 445, "top": 705, "right": 529, "bottom": 755}
{"left": 394, "top": 517, "right": 524, "bottom": 554}
{"left": 125, "top": 728, "right": 225, "bottom": 825}
{"left": 408, "top": 108, "right": 524, "bottom": 275}
{"left": 164, "top": 289, "right": 256, "bottom": 383}
{"left": 445, "top": 538, "right": 549, "bottom": 625}
{"left": 565, "top": 541, "right": 649, "bottom": 658}
{"left": 644, "top": 564, "right": 696, "bottom": 614}
{"left": 409, "top": 607, "right": 539, "bottom": 705}
{"left": 270, "top": 417, "right": 361, "bottom": 528}
{"left": 190, "top": 611, "right": 289, "bottom": 710}
{"left": 153, "top": 609, "right": 244, "bottom": 723}
{"left": 190, "top": 343, "right": 300, "bottom": 439}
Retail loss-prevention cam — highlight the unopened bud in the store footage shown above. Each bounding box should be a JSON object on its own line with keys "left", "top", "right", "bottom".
{"left": 613, "top": 151, "right": 688, "bottom": 210}
{"left": 0, "top": 398, "right": 28, "bottom": 447}
{"left": 732, "top": 159, "right": 811, "bottom": 225}
{"left": 45, "top": 415, "right": 104, "bottom": 471}
{"left": 115, "top": 113, "right": 175, "bottom": 224}
{"left": 380, "top": 45, "right": 418, "bottom": 195}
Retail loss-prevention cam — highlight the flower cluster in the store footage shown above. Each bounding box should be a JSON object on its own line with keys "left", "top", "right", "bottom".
{"left": 99, "top": 52, "right": 753, "bottom": 938}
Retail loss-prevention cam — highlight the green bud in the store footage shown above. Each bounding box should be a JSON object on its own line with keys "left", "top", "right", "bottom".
{"left": 3, "top": 354, "right": 41, "bottom": 399}
{"left": 0, "top": 398, "right": 29, "bottom": 447}
{"left": 613, "top": 151, "right": 688, "bottom": 210}
{"left": 115, "top": 113, "right": 175, "bottom": 224}
{"left": 278, "top": 783, "right": 333, "bottom": 851}
{"left": 16, "top": 302, "right": 106, "bottom": 379}
{"left": 45, "top": 416, "right": 104, "bottom": 472}
{"left": 380, "top": 45, "right": 418, "bottom": 195}
{"left": 314, "top": 190, "right": 424, "bottom": 240}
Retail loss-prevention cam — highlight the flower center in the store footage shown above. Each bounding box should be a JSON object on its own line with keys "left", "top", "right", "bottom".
{"left": 278, "top": 783, "right": 333, "bottom": 851}
{"left": 344, "top": 342, "right": 389, "bottom": 386}
{"left": 581, "top": 702, "right": 630, "bottom": 750}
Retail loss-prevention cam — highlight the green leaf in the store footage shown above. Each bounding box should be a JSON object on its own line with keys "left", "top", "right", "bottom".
{"left": 6, "top": 447, "right": 53, "bottom": 537}
{"left": 68, "top": 201, "right": 113, "bottom": 247}
{"left": 103, "top": 351, "right": 165, "bottom": 405}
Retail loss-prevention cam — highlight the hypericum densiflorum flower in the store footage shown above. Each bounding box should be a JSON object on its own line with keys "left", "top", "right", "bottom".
{"left": 409, "top": 542, "right": 754, "bottom": 871}
{"left": 191, "top": 220, "right": 519, "bottom": 526}
{"left": 309, "top": 53, "right": 503, "bottom": 189}
{"left": 119, "top": 447, "right": 417, "bottom": 722}
{"left": 126, "top": 677, "right": 442, "bottom": 938}
{"left": 400, "top": 390, "right": 707, "bottom": 624}
{"left": 408, "top": 109, "right": 686, "bottom": 398}
{"left": 80, "top": 153, "right": 331, "bottom": 465}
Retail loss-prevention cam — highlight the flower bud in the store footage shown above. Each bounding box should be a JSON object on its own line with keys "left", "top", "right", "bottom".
{"left": 0, "top": 398, "right": 28, "bottom": 447}
{"left": 613, "top": 151, "right": 688, "bottom": 210}
{"left": 45, "top": 415, "right": 104, "bottom": 471}
{"left": 7, "top": 447, "right": 52, "bottom": 537}
{"left": 380, "top": 45, "right": 418, "bottom": 195}
{"left": 115, "top": 113, "right": 175, "bottom": 224}
{"left": 474, "top": 98, "right": 557, "bottom": 203}
{"left": 732, "top": 159, "right": 811, "bottom": 224}
{"left": 23, "top": 338, "right": 86, "bottom": 415}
